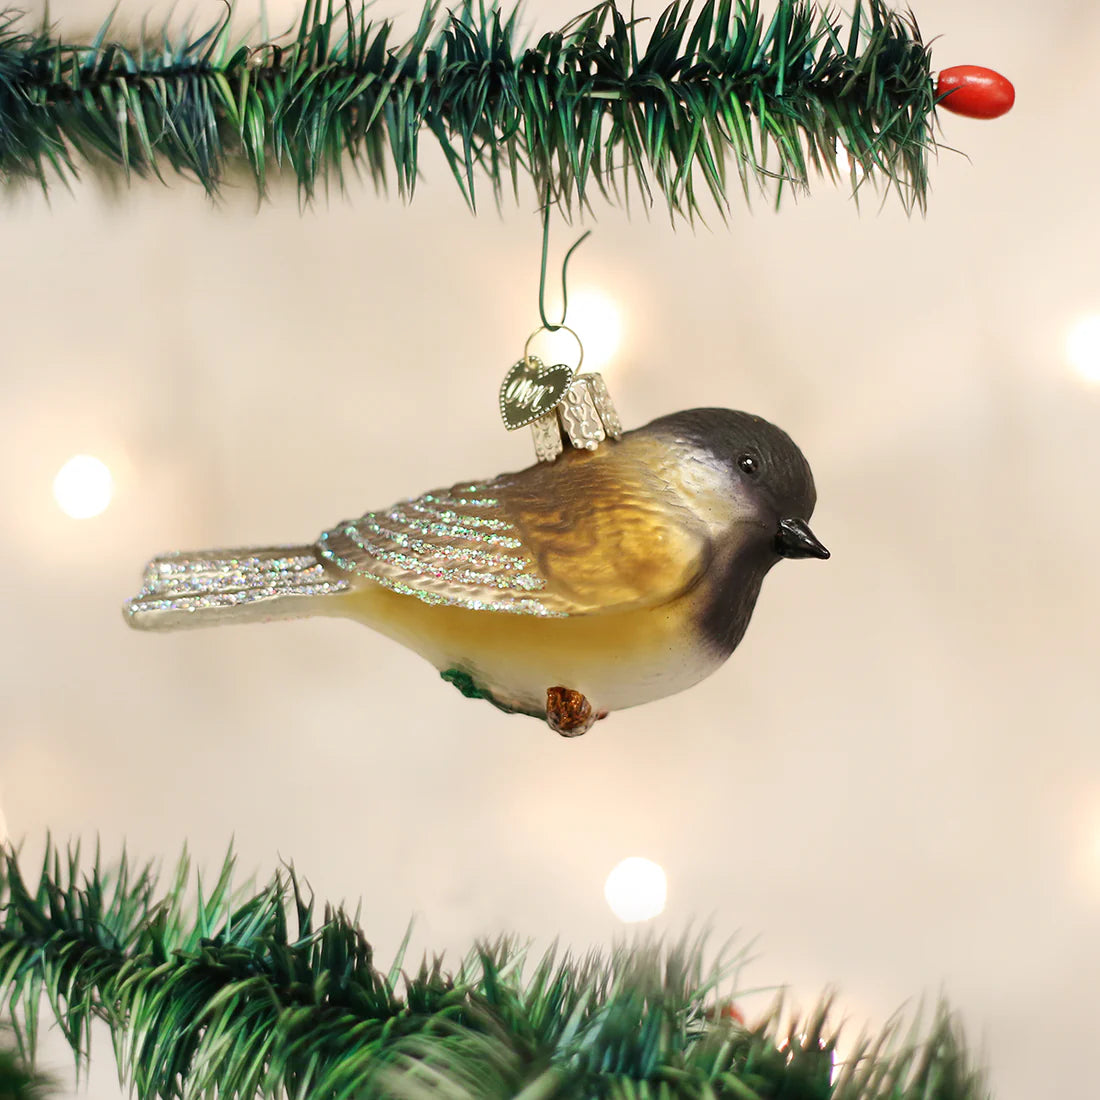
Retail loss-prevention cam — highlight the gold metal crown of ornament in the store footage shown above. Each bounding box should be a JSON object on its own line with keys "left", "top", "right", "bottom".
{"left": 498, "top": 326, "right": 622, "bottom": 463}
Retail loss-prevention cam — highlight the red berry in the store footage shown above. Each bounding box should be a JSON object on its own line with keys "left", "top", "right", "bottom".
{"left": 705, "top": 1001, "right": 746, "bottom": 1024}
{"left": 936, "top": 66, "right": 1015, "bottom": 119}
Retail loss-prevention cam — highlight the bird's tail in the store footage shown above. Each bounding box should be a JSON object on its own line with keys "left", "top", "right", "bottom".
{"left": 124, "top": 545, "right": 350, "bottom": 631}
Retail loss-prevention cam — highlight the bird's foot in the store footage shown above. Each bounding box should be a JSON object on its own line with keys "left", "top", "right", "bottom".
{"left": 546, "top": 687, "right": 607, "bottom": 737}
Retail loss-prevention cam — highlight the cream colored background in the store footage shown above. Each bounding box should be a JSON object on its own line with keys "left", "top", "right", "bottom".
{"left": 1, "top": 1, "right": 1097, "bottom": 1097}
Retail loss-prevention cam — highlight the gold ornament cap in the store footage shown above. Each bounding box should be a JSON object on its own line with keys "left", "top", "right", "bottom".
{"left": 501, "top": 327, "right": 622, "bottom": 463}
{"left": 530, "top": 373, "right": 623, "bottom": 462}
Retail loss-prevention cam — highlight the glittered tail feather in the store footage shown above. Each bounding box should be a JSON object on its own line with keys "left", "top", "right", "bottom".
{"left": 123, "top": 545, "right": 351, "bottom": 631}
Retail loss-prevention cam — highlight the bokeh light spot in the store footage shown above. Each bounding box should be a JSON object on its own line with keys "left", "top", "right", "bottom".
{"left": 604, "top": 857, "right": 667, "bottom": 923}
{"left": 53, "top": 454, "right": 114, "bottom": 519}
{"left": 1067, "top": 315, "right": 1100, "bottom": 383}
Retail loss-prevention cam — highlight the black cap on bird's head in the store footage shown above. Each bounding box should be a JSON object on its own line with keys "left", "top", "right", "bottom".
{"left": 647, "top": 408, "right": 829, "bottom": 561}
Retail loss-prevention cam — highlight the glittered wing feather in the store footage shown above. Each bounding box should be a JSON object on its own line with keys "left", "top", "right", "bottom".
{"left": 318, "top": 483, "right": 561, "bottom": 616}
{"left": 317, "top": 442, "right": 713, "bottom": 618}
{"left": 125, "top": 546, "right": 351, "bottom": 630}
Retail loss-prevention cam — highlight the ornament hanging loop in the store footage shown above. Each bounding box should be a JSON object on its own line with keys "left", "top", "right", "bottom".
{"left": 538, "top": 199, "right": 591, "bottom": 332}
{"left": 524, "top": 324, "right": 584, "bottom": 374}
{"left": 498, "top": 198, "right": 620, "bottom": 463}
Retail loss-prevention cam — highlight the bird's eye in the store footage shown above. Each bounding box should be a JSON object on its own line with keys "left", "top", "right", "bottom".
{"left": 738, "top": 454, "right": 759, "bottom": 477}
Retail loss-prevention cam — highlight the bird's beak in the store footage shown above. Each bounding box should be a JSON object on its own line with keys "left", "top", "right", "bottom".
{"left": 775, "top": 517, "right": 830, "bottom": 560}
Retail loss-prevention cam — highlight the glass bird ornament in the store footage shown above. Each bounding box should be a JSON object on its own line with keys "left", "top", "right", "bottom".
{"left": 125, "top": 408, "right": 828, "bottom": 735}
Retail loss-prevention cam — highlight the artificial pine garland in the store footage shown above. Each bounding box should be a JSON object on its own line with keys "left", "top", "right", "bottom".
{"left": 0, "top": 0, "right": 937, "bottom": 213}
{"left": 0, "top": 844, "right": 986, "bottom": 1099}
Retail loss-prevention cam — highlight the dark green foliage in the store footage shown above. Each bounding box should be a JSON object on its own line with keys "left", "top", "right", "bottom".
{"left": 0, "top": 1032, "right": 52, "bottom": 1100}
{"left": 0, "top": 842, "right": 988, "bottom": 1099}
{"left": 0, "top": 0, "right": 939, "bottom": 214}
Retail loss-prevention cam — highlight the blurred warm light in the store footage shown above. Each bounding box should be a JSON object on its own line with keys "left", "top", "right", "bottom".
{"left": 527, "top": 288, "right": 623, "bottom": 374}
{"left": 1067, "top": 315, "right": 1100, "bottom": 383}
{"left": 565, "top": 288, "right": 622, "bottom": 372}
{"left": 53, "top": 454, "right": 114, "bottom": 518}
{"left": 527, "top": 289, "right": 623, "bottom": 375}
{"left": 604, "top": 856, "right": 667, "bottom": 923}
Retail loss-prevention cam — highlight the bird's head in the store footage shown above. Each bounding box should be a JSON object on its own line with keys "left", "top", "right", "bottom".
{"left": 646, "top": 408, "right": 829, "bottom": 562}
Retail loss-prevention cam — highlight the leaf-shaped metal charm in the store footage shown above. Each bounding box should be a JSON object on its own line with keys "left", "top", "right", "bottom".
{"left": 499, "top": 356, "right": 575, "bottom": 431}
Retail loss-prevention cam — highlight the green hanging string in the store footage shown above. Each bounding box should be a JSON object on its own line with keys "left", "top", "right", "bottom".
{"left": 539, "top": 201, "right": 591, "bottom": 331}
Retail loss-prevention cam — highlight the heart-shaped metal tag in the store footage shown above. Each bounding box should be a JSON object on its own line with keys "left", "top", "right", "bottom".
{"left": 499, "top": 356, "right": 575, "bottom": 431}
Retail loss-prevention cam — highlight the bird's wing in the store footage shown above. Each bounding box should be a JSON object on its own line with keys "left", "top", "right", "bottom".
{"left": 317, "top": 444, "right": 712, "bottom": 618}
